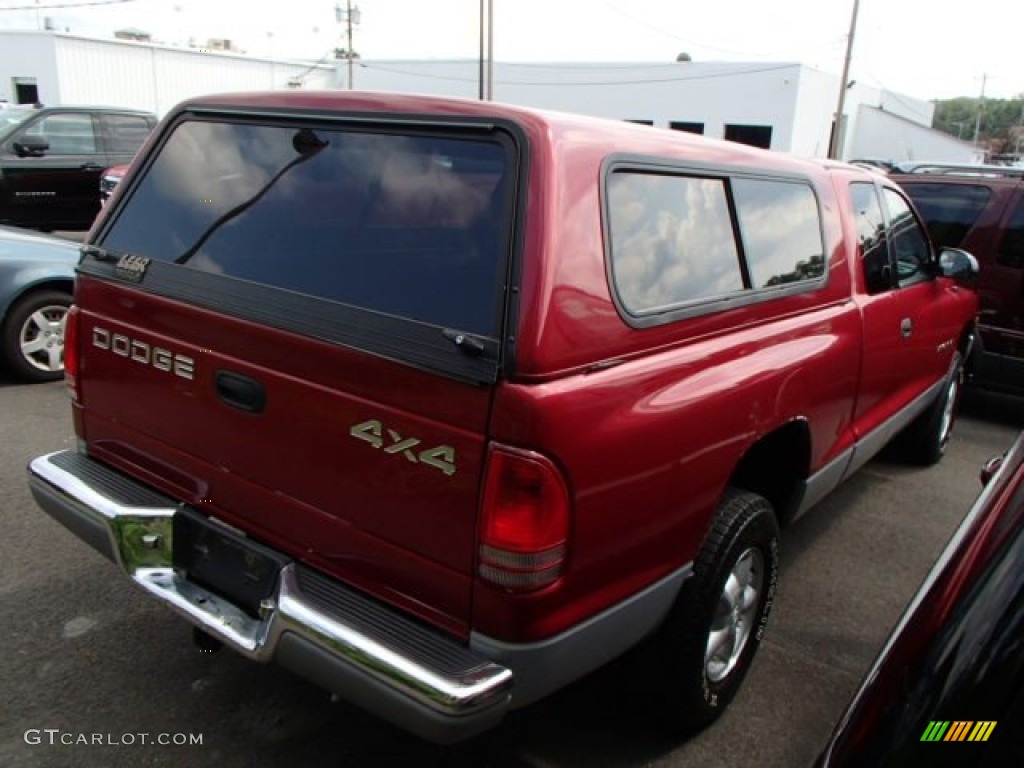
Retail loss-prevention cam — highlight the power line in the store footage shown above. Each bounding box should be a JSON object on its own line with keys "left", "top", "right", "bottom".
{"left": 359, "top": 61, "right": 797, "bottom": 87}
{"left": 0, "top": 0, "right": 138, "bottom": 9}
{"left": 600, "top": 1, "right": 751, "bottom": 56}
{"left": 290, "top": 34, "right": 347, "bottom": 83}
{"left": 862, "top": 69, "right": 935, "bottom": 119}
{"left": 600, "top": 1, "right": 848, "bottom": 60}
{"left": 0, "top": 0, "right": 137, "bottom": 9}
{"left": 498, "top": 61, "right": 693, "bottom": 70}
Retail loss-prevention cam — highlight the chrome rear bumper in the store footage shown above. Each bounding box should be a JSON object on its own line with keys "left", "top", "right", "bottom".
{"left": 27, "top": 450, "right": 512, "bottom": 744}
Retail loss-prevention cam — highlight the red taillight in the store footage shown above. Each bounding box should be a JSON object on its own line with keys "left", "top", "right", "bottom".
{"left": 63, "top": 305, "right": 79, "bottom": 400}
{"left": 479, "top": 445, "right": 570, "bottom": 591}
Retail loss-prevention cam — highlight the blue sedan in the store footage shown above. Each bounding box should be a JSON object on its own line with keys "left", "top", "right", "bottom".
{"left": 0, "top": 226, "right": 78, "bottom": 381}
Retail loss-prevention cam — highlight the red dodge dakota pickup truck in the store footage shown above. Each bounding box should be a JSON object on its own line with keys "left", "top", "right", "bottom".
{"left": 28, "top": 92, "right": 978, "bottom": 743}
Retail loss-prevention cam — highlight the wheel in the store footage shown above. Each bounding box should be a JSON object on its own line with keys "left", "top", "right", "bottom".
{"left": 897, "top": 351, "right": 963, "bottom": 466}
{"left": 1, "top": 290, "right": 72, "bottom": 382}
{"left": 650, "top": 488, "right": 780, "bottom": 734}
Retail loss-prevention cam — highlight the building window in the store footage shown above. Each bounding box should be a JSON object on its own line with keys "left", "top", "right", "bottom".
{"left": 669, "top": 121, "right": 704, "bottom": 135}
{"left": 724, "top": 124, "right": 773, "bottom": 149}
{"left": 12, "top": 77, "right": 38, "bottom": 105}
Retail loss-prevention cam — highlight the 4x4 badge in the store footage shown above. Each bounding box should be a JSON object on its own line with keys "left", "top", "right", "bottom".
{"left": 115, "top": 253, "right": 150, "bottom": 283}
{"left": 350, "top": 419, "right": 457, "bottom": 476}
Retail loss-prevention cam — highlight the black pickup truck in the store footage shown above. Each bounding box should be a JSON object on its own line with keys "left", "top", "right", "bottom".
{"left": 0, "top": 105, "right": 155, "bottom": 231}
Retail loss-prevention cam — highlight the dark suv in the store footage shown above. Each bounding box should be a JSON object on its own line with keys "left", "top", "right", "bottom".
{"left": 0, "top": 105, "right": 156, "bottom": 231}
{"left": 893, "top": 166, "right": 1024, "bottom": 393}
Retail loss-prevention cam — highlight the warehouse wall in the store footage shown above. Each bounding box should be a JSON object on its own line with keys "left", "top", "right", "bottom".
{"left": 848, "top": 105, "right": 979, "bottom": 163}
{"left": 356, "top": 59, "right": 803, "bottom": 151}
{"left": 54, "top": 36, "right": 334, "bottom": 115}
{"left": 789, "top": 66, "right": 841, "bottom": 158}
{"left": 0, "top": 31, "right": 335, "bottom": 117}
{"left": 3, "top": 31, "right": 966, "bottom": 164}
{"left": 0, "top": 32, "right": 60, "bottom": 105}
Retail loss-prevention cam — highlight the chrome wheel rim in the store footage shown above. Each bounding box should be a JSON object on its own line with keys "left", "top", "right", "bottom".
{"left": 19, "top": 304, "right": 68, "bottom": 373}
{"left": 705, "top": 548, "right": 764, "bottom": 684}
{"left": 938, "top": 369, "right": 960, "bottom": 450}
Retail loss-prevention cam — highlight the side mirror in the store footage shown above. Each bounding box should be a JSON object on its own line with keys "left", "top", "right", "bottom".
{"left": 13, "top": 136, "right": 50, "bottom": 157}
{"left": 938, "top": 247, "right": 979, "bottom": 285}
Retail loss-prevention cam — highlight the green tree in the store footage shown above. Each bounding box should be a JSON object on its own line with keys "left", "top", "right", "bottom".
{"left": 934, "top": 96, "right": 1024, "bottom": 151}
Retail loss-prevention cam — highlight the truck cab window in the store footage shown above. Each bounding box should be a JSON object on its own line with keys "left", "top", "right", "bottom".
{"left": 882, "top": 188, "right": 931, "bottom": 287}
{"left": 850, "top": 183, "right": 890, "bottom": 294}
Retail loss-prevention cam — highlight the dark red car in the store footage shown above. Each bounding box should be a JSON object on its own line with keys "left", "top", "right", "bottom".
{"left": 893, "top": 167, "right": 1024, "bottom": 393}
{"left": 27, "top": 92, "right": 977, "bottom": 743}
{"left": 99, "top": 163, "right": 130, "bottom": 207}
{"left": 817, "top": 431, "right": 1024, "bottom": 767}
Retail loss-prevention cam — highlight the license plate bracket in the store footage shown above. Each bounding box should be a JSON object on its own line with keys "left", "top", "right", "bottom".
{"left": 173, "top": 507, "right": 291, "bottom": 617}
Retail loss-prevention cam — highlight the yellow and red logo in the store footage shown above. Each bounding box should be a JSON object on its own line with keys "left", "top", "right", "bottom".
{"left": 920, "top": 721, "right": 997, "bottom": 742}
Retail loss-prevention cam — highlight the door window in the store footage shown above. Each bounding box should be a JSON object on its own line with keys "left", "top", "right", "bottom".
{"left": 996, "top": 197, "right": 1024, "bottom": 268}
{"left": 99, "top": 114, "right": 153, "bottom": 153}
{"left": 24, "top": 113, "right": 97, "bottom": 154}
{"left": 850, "top": 183, "right": 891, "bottom": 294}
{"left": 882, "top": 188, "right": 931, "bottom": 287}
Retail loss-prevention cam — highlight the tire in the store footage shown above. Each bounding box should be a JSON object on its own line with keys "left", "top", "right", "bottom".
{"left": 897, "top": 351, "right": 963, "bottom": 466}
{"left": 1, "top": 290, "right": 72, "bottom": 383}
{"left": 650, "top": 488, "right": 780, "bottom": 734}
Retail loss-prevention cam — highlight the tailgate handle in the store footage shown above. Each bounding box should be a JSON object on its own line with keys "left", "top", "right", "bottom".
{"left": 215, "top": 371, "right": 266, "bottom": 413}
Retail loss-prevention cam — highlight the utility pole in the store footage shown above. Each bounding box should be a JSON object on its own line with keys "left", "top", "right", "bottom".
{"left": 1017, "top": 99, "right": 1023, "bottom": 155}
{"left": 487, "top": 0, "right": 494, "bottom": 101}
{"left": 478, "top": 0, "right": 484, "bottom": 100}
{"left": 268, "top": 32, "right": 275, "bottom": 88}
{"left": 336, "top": 2, "right": 361, "bottom": 90}
{"left": 972, "top": 73, "right": 987, "bottom": 146}
{"left": 829, "top": 0, "right": 860, "bottom": 160}
{"left": 478, "top": 0, "right": 494, "bottom": 100}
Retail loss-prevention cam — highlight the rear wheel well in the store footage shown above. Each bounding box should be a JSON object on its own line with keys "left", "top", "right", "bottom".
{"left": 4, "top": 280, "right": 74, "bottom": 322}
{"left": 727, "top": 421, "right": 810, "bottom": 526}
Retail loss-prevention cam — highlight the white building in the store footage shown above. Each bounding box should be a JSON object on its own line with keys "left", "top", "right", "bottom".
{"left": 0, "top": 30, "right": 336, "bottom": 116}
{"left": 0, "top": 30, "right": 978, "bottom": 163}
{"left": 351, "top": 59, "right": 979, "bottom": 163}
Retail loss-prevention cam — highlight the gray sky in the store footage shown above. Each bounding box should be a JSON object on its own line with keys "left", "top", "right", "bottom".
{"left": 1, "top": 0, "right": 1020, "bottom": 100}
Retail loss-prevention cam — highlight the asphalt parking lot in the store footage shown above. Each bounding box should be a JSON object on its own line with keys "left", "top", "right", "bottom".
{"left": 1, "top": 376, "right": 1020, "bottom": 768}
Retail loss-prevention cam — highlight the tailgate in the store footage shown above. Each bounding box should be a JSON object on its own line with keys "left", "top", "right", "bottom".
{"left": 76, "top": 112, "right": 519, "bottom": 633}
